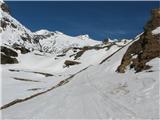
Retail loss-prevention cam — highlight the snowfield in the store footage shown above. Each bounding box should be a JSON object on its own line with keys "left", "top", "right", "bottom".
{"left": 1, "top": 43, "right": 122, "bottom": 106}
{"left": 1, "top": 40, "right": 159, "bottom": 119}
{"left": 0, "top": 0, "right": 160, "bottom": 119}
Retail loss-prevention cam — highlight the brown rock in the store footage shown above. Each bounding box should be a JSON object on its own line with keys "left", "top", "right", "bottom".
{"left": 117, "top": 8, "right": 160, "bottom": 73}
{"left": 1, "top": 53, "right": 18, "bottom": 64}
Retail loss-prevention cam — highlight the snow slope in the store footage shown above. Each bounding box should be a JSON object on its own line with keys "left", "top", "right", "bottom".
{"left": 1, "top": 1, "right": 133, "bottom": 110}
{"left": 0, "top": 3, "right": 33, "bottom": 48}
{"left": 1, "top": 42, "right": 124, "bottom": 106}
{"left": 1, "top": 1, "right": 159, "bottom": 119}
{"left": 1, "top": 39, "right": 159, "bottom": 119}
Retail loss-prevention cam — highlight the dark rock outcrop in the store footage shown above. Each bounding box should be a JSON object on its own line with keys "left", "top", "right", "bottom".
{"left": 12, "top": 44, "right": 30, "bottom": 54}
{"left": 1, "top": 2, "right": 10, "bottom": 14}
{"left": 1, "top": 19, "right": 8, "bottom": 29}
{"left": 1, "top": 46, "right": 18, "bottom": 64}
{"left": 1, "top": 46, "right": 18, "bottom": 57}
{"left": 33, "top": 32, "right": 55, "bottom": 43}
{"left": 1, "top": 17, "right": 10, "bottom": 30}
{"left": 1, "top": 53, "right": 18, "bottom": 64}
{"left": 117, "top": 8, "right": 160, "bottom": 73}
{"left": 64, "top": 60, "right": 81, "bottom": 67}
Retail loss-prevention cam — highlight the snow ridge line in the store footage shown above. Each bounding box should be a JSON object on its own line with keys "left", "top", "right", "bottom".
{"left": 0, "top": 66, "right": 90, "bottom": 110}
{"left": 99, "top": 40, "right": 134, "bottom": 64}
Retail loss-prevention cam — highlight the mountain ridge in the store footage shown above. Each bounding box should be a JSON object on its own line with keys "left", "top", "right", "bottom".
{"left": 0, "top": 0, "right": 131, "bottom": 64}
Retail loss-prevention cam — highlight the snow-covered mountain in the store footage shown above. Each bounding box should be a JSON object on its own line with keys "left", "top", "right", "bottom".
{"left": 1, "top": 1, "right": 100, "bottom": 54}
{"left": 0, "top": 0, "right": 131, "bottom": 66}
{"left": 0, "top": 0, "right": 131, "bottom": 56}
{"left": 33, "top": 30, "right": 101, "bottom": 54}
{"left": 0, "top": 2, "right": 34, "bottom": 48}
{"left": 1, "top": 1, "right": 160, "bottom": 119}
{"left": 0, "top": 1, "right": 102, "bottom": 55}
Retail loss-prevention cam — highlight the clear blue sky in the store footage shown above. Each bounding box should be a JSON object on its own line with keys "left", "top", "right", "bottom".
{"left": 7, "top": 1, "right": 159, "bottom": 40}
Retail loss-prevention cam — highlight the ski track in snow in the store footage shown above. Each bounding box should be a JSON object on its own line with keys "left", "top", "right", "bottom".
{"left": 86, "top": 73, "right": 137, "bottom": 119}
{"left": 0, "top": 66, "right": 89, "bottom": 110}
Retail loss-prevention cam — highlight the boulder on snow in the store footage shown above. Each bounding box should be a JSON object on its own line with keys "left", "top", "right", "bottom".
{"left": 117, "top": 8, "right": 160, "bottom": 73}
{"left": 64, "top": 60, "right": 81, "bottom": 67}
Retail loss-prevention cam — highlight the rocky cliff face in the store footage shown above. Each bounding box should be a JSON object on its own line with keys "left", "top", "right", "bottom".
{"left": 117, "top": 8, "right": 160, "bottom": 73}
